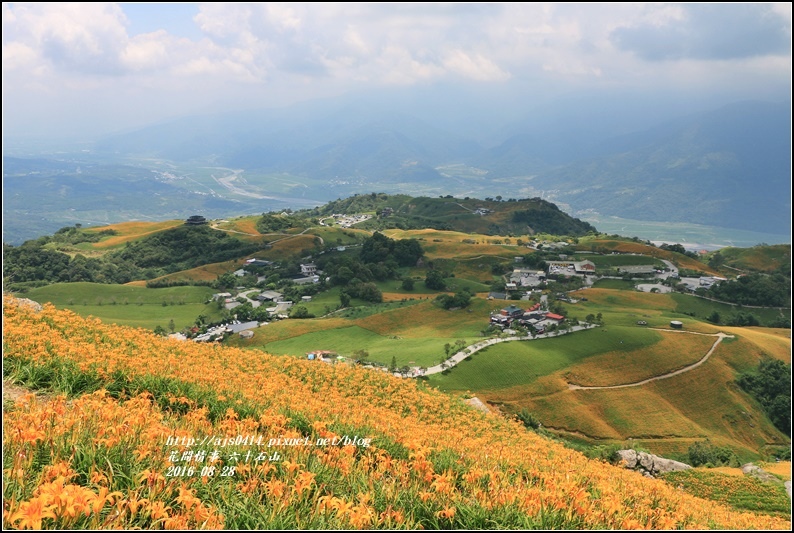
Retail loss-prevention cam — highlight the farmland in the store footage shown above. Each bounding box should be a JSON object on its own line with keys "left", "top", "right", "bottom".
{"left": 5, "top": 297, "right": 789, "bottom": 530}
{"left": 19, "top": 283, "right": 221, "bottom": 330}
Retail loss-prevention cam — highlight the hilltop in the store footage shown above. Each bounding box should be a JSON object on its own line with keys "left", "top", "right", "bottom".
{"left": 3, "top": 297, "right": 791, "bottom": 530}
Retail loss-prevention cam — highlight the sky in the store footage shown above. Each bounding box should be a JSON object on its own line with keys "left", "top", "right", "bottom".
{"left": 2, "top": 2, "right": 791, "bottom": 140}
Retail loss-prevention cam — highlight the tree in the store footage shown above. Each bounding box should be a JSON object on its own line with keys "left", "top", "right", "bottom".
{"left": 425, "top": 269, "right": 446, "bottom": 290}
{"left": 401, "top": 278, "right": 415, "bottom": 291}
{"left": 339, "top": 291, "right": 351, "bottom": 308}
{"left": 389, "top": 356, "right": 397, "bottom": 373}
{"left": 290, "top": 306, "right": 313, "bottom": 319}
{"left": 168, "top": 318, "right": 176, "bottom": 333}
{"left": 353, "top": 350, "right": 370, "bottom": 364}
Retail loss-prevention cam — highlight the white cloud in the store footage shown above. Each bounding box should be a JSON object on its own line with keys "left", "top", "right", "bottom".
{"left": 2, "top": 2, "right": 791, "bottom": 138}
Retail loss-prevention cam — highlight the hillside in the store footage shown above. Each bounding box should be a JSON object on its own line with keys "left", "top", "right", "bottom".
{"left": 3, "top": 296, "right": 790, "bottom": 530}
{"left": 317, "top": 194, "right": 597, "bottom": 237}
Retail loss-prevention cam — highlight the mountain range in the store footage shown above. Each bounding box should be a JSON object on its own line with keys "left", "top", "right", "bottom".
{"left": 3, "top": 95, "right": 791, "bottom": 244}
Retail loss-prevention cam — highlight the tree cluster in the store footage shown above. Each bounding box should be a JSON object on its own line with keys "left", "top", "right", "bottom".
{"left": 706, "top": 272, "right": 790, "bottom": 308}
{"left": 435, "top": 289, "right": 472, "bottom": 310}
{"left": 737, "top": 358, "right": 791, "bottom": 436}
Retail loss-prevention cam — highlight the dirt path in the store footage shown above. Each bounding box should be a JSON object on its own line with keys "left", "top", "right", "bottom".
{"left": 568, "top": 331, "right": 734, "bottom": 391}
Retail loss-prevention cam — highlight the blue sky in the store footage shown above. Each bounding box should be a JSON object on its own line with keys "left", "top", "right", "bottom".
{"left": 2, "top": 3, "right": 791, "bottom": 139}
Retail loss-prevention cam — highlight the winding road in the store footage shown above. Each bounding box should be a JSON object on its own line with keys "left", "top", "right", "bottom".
{"left": 412, "top": 323, "right": 599, "bottom": 377}
{"left": 567, "top": 329, "right": 734, "bottom": 391}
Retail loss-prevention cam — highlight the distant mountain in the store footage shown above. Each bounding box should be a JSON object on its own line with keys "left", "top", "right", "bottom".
{"left": 527, "top": 101, "right": 791, "bottom": 233}
{"left": 11, "top": 97, "right": 791, "bottom": 241}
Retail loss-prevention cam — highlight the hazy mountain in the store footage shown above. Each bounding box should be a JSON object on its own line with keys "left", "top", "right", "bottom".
{"left": 529, "top": 101, "right": 791, "bottom": 233}
{"left": 8, "top": 95, "right": 791, "bottom": 242}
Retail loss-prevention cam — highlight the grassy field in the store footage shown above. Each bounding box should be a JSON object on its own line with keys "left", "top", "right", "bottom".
{"left": 228, "top": 299, "right": 500, "bottom": 367}
{"left": 591, "top": 279, "right": 638, "bottom": 290}
{"left": 711, "top": 244, "right": 790, "bottom": 273}
{"left": 671, "top": 294, "right": 791, "bottom": 325}
{"left": 563, "top": 331, "right": 716, "bottom": 387}
{"left": 83, "top": 220, "right": 184, "bottom": 249}
{"left": 427, "top": 286, "right": 791, "bottom": 458}
{"left": 577, "top": 254, "right": 665, "bottom": 268}
{"left": 576, "top": 237, "right": 717, "bottom": 274}
{"left": 16, "top": 283, "right": 222, "bottom": 330}
{"left": 255, "top": 325, "right": 470, "bottom": 367}
{"left": 426, "top": 328, "right": 650, "bottom": 392}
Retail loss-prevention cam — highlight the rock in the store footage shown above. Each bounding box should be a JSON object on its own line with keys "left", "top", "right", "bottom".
{"left": 741, "top": 463, "right": 780, "bottom": 484}
{"left": 13, "top": 298, "right": 43, "bottom": 313}
{"left": 617, "top": 449, "right": 638, "bottom": 469}
{"left": 617, "top": 449, "right": 691, "bottom": 477}
{"left": 638, "top": 452, "right": 655, "bottom": 471}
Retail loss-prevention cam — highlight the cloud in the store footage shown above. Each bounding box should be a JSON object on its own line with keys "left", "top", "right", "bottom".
{"left": 610, "top": 4, "right": 791, "bottom": 61}
{"left": 3, "top": 3, "right": 130, "bottom": 75}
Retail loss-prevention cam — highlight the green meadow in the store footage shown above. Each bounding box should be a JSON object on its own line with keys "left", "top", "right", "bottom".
{"left": 427, "top": 327, "right": 661, "bottom": 391}
{"left": 671, "top": 293, "right": 790, "bottom": 325}
{"left": 17, "top": 283, "right": 222, "bottom": 331}
{"left": 257, "top": 325, "right": 468, "bottom": 367}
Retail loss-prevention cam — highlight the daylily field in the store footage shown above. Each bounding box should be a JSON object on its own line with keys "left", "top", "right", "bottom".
{"left": 2, "top": 297, "right": 790, "bottom": 530}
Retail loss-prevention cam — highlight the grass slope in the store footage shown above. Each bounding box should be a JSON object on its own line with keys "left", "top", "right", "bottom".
{"left": 429, "top": 288, "right": 791, "bottom": 458}
{"left": 4, "top": 297, "right": 789, "bottom": 530}
{"left": 18, "top": 283, "right": 221, "bottom": 330}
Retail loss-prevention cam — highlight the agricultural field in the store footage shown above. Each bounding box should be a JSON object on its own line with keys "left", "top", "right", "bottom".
{"left": 230, "top": 299, "right": 501, "bottom": 367}
{"left": 710, "top": 244, "right": 791, "bottom": 273}
{"left": 6, "top": 297, "right": 789, "bottom": 530}
{"left": 573, "top": 254, "right": 665, "bottom": 268}
{"left": 83, "top": 220, "right": 184, "bottom": 249}
{"left": 575, "top": 237, "right": 716, "bottom": 273}
{"left": 662, "top": 469, "right": 791, "bottom": 517}
{"left": 427, "top": 287, "right": 791, "bottom": 459}
{"left": 671, "top": 294, "right": 791, "bottom": 325}
{"left": 17, "top": 283, "right": 221, "bottom": 331}
{"left": 212, "top": 216, "right": 263, "bottom": 236}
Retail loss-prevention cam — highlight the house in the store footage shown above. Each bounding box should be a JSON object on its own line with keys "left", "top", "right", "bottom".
{"left": 500, "top": 305, "right": 524, "bottom": 318}
{"left": 266, "top": 301, "right": 293, "bottom": 314}
{"left": 545, "top": 313, "right": 565, "bottom": 323}
{"left": 245, "top": 258, "right": 272, "bottom": 267}
{"left": 256, "top": 290, "right": 283, "bottom": 302}
{"left": 574, "top": 260, "right": 596, "bottom": 274}
{"left": 380, "top": 207, "right": 394, "bottom": 218}
{"left": 293, "top": 275, "right": 320, "bottom": 285}
{"left": 300, "top": 263, "right": 317, "bottom": 276}
{"left": 211, "top": 292, "right": 232, "bottom": 301}
{"left": 239, "top": 330, "right": 254, "bottom": 339}
{"left": 301, "top": 295, "right": 312, "bottom": 302}
{"left": 233, "top": 269, "right": 249, "bottom": 277}
{"left": 505, "top": 282, "right": 517, "bottom": 291}
{"left": 226, "top": 321, "right": 259, "bottom": 334}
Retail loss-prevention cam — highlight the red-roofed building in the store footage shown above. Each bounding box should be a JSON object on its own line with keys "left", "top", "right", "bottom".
{"left": 545, "top": 313, "right": 565, "bottom": 322}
